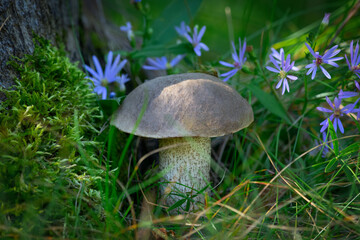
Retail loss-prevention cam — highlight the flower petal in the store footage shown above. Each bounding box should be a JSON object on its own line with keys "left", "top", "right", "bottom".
{"left": 93, "top": 55, "right": 104, "bottom": 79}
{"left": 276, "top": 78, "right": 283, "bottom": 89}
{"left": 305, "top": 63, "right": 314, "bottom": 69}
{"left": 219, "top": 61, "right": 235, "bottom": 68}
{"left": 317, "top": 107, "right": 333, "bottom": 113}
{"left": 311, "top": 65, "right": 317, "bottom": 79}
{"left": 287, "top": 75, "right": 298, "bottom": 81}
{"left": 339, "top": 91, "right": 359, "bottom": 99}
{"left": 199, "top": 42, "right": 209, "bottom": 51}
{"left": 101, "top": 87, "right": 107, "bottom": 100}
{"left": 320, "top": 65, "right": 331, "bottom": 79}
{"left": 84, "top": 64, "right": 101, "bottom": 80}
{"left": 326, "top": 96, "right": 334, "bottom": 109}
{"left": 105, "top": 51, "right": 113, "bottom": 76}
{"left": 338, "top": 119, "right": 344, "bottom": 133}
{"left": 266, "top": 66, "right": 280, "bottom": 73}
{"left": 184, "top": 32, "right": 193, "bottom": 44}
{"left": 325, "top": 61, "right": 339, "bottom": 67}
{"left": 170, "top": 55, "right": 185, "bottom": 67}
{"left": 147, "top": 58, "right": 165, "bottom": 69}
{"left": 221, "top": 69, "right": 238, "bottom": 81}
{"left": 332, "top": 118, "right": 338, "bottom": 132}
{"left": 220, "top": 68, "right": 238, "bottom": 77}
{"left": 282, "top": 80, "right": 287, "bottom": 95}
{"left": 334, "top": 97, "right": 341, "bottom": 109}
{"left": 305, "top": 43, "right": 316, "bottom": 58}
{"left": 197, "top": 26, "right": 206, "bottom": 41}
{"left": 345, "top": 54, "right": 351, "bottom": 70}
{"left": 320, "top": 119, "right": 329, "bottom": 132}
{"left": 240, "top": 38, "right": 246, "bottom": 63}
{"left": 350, "top": 40, "right": 354, "bottom": 64}
{"left": 194, "top": 46, "right": 202, "bottom": 56}
{"left": 111, "top": 59, "right": 127, "bottom": 79}
{"left": 355, "top": 80, "right": 360, "bottom": 90}
{"left": 322, "top": 45, "right": 338, "bottom": 59}
{"left": 354, "top": 41, "right": 359, "bottom": 66}
{"left": 86, "top": 76, "right": 100, "bottom": 85}
{"left": 269, "top": 56, "right": 281, "bottom": 71}
{"left": 327, "top": 56, "right": 343, "bottom": 62}
{"left": 143, "top": 65, "right": 162, "bottom": 70}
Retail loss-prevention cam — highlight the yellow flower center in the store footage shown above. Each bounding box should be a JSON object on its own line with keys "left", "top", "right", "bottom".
{"left": 352, "top": 64, "right": 360, "bottom": 71}
{"left": 101, "top": 79, "right": 108, "bottom": 87}
{"left": 279, "top": 70, "right": 286, "bottom": 79}
{"left": 316, "top": 57, "right": 323, "bottom": 66}
{"left": 334, "top": 108, "right": 341, "bottom": 117}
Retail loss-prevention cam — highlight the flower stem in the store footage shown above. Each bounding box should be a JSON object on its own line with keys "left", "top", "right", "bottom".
{"left": 302, "top": 75, "right": 309, "bottom": 115}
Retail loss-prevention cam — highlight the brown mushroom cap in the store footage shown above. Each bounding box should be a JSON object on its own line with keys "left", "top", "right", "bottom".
{"left": 111, "top": 73, "right": 253, "bottom": 138}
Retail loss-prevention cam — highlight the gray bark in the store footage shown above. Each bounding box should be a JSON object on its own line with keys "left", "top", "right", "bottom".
{"left": 0, "top": 0, "right": 132, "bottom": 101}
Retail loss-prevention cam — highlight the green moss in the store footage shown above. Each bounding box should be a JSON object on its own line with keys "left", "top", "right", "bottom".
{"left": 0, "top": 37, "right": 105, "bottom": 237}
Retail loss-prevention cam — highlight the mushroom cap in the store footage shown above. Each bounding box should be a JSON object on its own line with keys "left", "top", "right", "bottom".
{"left": 111, "top": 73, "right": 253, "bottom": 138}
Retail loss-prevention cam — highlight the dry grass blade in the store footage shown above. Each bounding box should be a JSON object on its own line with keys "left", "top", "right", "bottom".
{"left": 219, "top": 203, "right": 310, "bottom": 232}
{"left": 120, "top": 215, "right": 185, "bottom": 234}
{"left": 232, "top": 133, "right": 360, "bottom": 237}
{"left": 314, "top": 192, "right": 360, "bottom": 240}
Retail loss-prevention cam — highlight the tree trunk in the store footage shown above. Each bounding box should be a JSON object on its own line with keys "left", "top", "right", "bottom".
{"left": 0, "top": 0, "right": 132, "bottom": 101}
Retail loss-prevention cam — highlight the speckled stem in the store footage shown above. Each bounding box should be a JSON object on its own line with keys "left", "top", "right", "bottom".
{"left": 159, "top": 137, "right": 211, "bottom": 212}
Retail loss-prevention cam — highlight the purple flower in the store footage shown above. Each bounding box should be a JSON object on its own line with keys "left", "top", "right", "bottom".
{"left": 175, "top": 21, "right": 190, "bottom": 37}
{"left": 270, "top": 48, "right": 299, "bottom": 71}
{"left": 219, "top": 38, "right": 247, "bottom": 82}
{"left": 117, "top": 74, "right": 130, "bottom": 91}
{"left": 345, "top": 40, "right": 360, "bottom": 78}
{"left": 84, "top": 51, "right": 127, "bottom": 99}
{"left": 322, "top": 13, "right": 330, "bottom": 25}
{"left": 266, "top": 50, "right": 298, "bottom": 95}
{"left": 339, "top": 80, "right": 360, "bottom": 99}
{"left": 184, "top": 26, "right": 209, "bottom": 56}
{"left": 142, "top": 55, "right": 184, "bottom": 70}
{"left": 339, "top": 80, "right": 360, "bottom": 120}
{"left": 305, "top": 43, "right": 343, "bottom": 80}
{"left": 316, "top": 96, "right": 358, "bottom": 133}
{"left": 352, "top": 108, "right": 360, "bottom": 120}
{"left": 120, "top": 22, "right": 134, "bottom": 41}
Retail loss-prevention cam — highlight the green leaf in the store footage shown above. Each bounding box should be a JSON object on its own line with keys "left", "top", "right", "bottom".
{"left": 130, "top": 43, "right": 193, "bottom": 59}
{"left": 167, "top": 198, "right": 186, "bottom": 212}
{"left": 150, "top": 0, "right": 202, "bottom": 44}
{"left": 98, "top": 98, "right": 122, "bottom": 118}
{"left": 325, "top": 157, "right": 338, "bottom": 173}
{"left": 339, "top": 141, "right": 360, "bottom": 157}
{"left": 246, "top": 83, "right": 291, "bottom": 124}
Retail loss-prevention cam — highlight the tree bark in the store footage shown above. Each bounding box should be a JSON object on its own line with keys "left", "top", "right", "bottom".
{"left": 0, "top": 0, "right": 132, "bottom": 101}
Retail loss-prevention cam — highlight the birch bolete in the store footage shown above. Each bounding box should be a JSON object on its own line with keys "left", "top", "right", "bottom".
{"left": 111, "top": 73, "right": 253, "bottom": 212}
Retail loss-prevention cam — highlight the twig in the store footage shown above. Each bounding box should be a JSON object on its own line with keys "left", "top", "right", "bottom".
{"left": 0, "top": 15, "right": 10, "bottom": 32}
{"left": 328, "top": 0, "right": 360, "bottom": 47}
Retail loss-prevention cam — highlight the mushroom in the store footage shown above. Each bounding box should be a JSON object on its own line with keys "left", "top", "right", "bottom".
{"left": 111, "top": 73, "right": 253, "bottom": 212}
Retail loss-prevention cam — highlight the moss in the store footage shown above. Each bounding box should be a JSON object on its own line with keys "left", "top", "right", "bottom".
{"left": 0, "top": 37, "right": 105, "bottom": 237}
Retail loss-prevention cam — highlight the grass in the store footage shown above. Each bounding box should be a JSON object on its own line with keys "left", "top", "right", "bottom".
{"left": 1, "top": 0, "right": 360, "bottom": 239}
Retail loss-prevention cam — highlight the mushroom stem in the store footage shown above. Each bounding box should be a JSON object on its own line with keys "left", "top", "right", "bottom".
{"left": 159, "top": 137, "right": 211, "bottom": 212}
